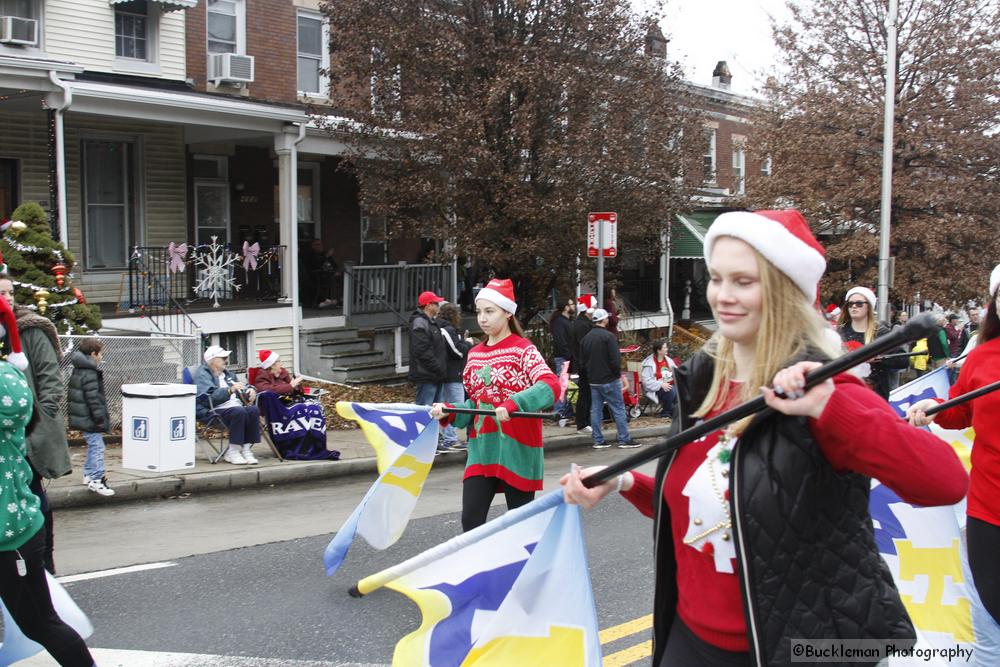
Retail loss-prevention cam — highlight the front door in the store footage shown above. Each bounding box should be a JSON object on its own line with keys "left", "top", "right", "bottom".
{"left": 194, "top": 180, "right": 230, "bottom": 245}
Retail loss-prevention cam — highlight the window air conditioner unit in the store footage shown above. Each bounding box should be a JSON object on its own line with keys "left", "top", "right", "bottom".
{"left": 208, "top": 53, "right": 254, "bottom": 85}
{"left": 0, "top": 16, "right": 38, "bottom": 45}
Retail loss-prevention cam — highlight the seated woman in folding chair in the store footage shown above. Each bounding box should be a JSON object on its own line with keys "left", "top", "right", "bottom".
{"left": 195, "top": 345, "right": 261, "bottom": 465}
{"left": 251, "top": 349, "right": 304, "bottom": 402}
{"left": 639, "top": 337, "right": 677, "bottom": 419}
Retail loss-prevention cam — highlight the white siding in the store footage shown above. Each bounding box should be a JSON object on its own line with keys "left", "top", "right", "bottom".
{"left": 65, "top": 114, "right": 187, "bottom": 303}
{"left": 253, "top": 327, "right": 294, "bottom": 370}
{"left": 45, "top": 0, "right": 187, "bottom": 81}
{"left": 0, "top": 112, "right": 52, "bottom": 214}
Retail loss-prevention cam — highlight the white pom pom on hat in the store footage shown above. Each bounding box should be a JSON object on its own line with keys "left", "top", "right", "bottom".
{"left": 0, "top": 298, "right": 27, "bottom": 371}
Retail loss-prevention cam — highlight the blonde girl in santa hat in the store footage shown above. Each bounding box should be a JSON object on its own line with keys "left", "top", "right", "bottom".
{"left": 836, "top": 286, "right": 909, "bottom": 398}
{"left": 908, "top": 262, "right": 1000, "bottom": 629}
{"left": 0, "top": 298, "right": 95, "bottom": 665}
{"left": 431, "top": 278, "right": 560, "bottom": 532}
{"left": 562, "top": 210, "right": 967, "bottom": 667}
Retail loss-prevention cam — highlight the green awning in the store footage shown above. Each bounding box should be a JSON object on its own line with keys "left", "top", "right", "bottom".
{"left": 671, "top": 212, "right": 719, "bottom": 259}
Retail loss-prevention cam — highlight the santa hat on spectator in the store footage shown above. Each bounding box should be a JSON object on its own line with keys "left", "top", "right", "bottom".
{"left": 0, "top": 298, "right": 27, "bottom": 371}
{"left": 825, "top": 303, "right": 841, "bottom": 320}
{"left": 0, "top": 219, "right": 12, "bottom": 234}
{"left": 845, "top": 286, "right": 877, "bottom": 309}
{"left": 257, "top": 349, "right": 279, "bottom": 369}
{"left": 704, "top": 209, "right": 825, "bottom": 300}
{"left": 990, "top": 263, "right": 1000, "bottom": 297}
{"left": 577, "top": 294, "right": 596, "bottom": 314}
{"left": 476, "top": 278, "right": 517, "bottom": 314}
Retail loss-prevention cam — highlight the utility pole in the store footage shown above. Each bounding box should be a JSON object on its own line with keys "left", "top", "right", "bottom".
{"left": 877, "top": 0, "right": 899, "bottom": 323}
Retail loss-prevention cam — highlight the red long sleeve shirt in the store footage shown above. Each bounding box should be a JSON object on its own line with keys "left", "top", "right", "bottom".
{"left": 621, "top": 373, "right": 969, "bottom": 651}
{"left": 931, "top": 335, "right": 1000, "bottom": 526}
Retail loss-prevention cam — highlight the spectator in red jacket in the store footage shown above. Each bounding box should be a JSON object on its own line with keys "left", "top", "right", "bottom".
{"left": 252, "top": 350, "right": 304, "bottom": 398}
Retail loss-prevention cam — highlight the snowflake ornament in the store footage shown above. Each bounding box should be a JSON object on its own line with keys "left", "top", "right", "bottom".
{"left": 192, "top": 236, "right": 241, "bottom": 307}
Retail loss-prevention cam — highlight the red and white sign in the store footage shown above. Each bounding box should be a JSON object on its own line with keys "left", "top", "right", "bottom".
{"left": 587, "top": 212, "right": 617, "bottom": 258}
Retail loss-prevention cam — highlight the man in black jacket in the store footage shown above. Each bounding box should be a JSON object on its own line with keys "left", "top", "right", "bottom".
{"left": 580, "top": 308, "right": 636, "bottom": 449}
{"left": 569, "top": 298, "right": 594, "bottom": 434}
{"left": 409, "top": 291, "right": 447, "bottom": 408}
{"left": 549, "top": 298, "right": 575, "bottom": 423}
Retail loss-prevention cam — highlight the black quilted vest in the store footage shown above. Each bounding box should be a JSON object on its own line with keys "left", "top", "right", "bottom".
{"left": 650, "top": 352, "right": 915, "bottom": 666}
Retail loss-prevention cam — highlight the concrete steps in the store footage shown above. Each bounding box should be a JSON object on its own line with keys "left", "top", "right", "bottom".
{"left": 301, "top": 326, "right": 408, "bottom": 384}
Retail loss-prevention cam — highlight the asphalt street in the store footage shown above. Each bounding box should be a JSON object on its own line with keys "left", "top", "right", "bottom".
{"left": 16, "top": 445, "right": 662, "bottom": 666}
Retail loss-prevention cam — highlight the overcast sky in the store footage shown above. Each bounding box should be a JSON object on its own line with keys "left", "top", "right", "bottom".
{"left": 642, "top": 0, "right": 794, "bottom": 96}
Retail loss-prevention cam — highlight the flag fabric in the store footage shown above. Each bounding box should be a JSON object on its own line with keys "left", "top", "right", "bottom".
{"left": 0, "top": 572, "right": 93, "bottom": 663}
{"left": 355, "top": 490, "right": 602, "bottom": 667}
{"left": 879, "top": 369, "right": 1000, "bottom": 666}
{"left": 324, "top": 402, "right": 439, "bottom": 576}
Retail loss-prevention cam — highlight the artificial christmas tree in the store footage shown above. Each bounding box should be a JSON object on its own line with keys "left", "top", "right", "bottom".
{"left": 1, "top": 202, "right": 102, "bottom": 333}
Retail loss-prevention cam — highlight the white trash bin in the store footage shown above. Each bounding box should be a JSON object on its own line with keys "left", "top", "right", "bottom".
{"left": 121, "top": 382, "right": 196, "bottom": 472}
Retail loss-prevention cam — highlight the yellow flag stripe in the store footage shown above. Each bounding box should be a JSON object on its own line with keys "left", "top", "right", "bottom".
{"left": 598, "top": 614, "right": 652, "bottom": 644}
{"left": 602, "top": 640, "right": 652, "bottom": 666}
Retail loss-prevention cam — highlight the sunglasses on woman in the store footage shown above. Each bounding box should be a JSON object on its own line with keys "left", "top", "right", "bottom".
{"left": 846, "top": 301, "right": 868, "bottom": 308}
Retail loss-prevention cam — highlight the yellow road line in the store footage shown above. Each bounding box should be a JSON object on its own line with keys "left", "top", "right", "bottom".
{"left": 602, "top": 640, "right": 653, "bottom": 667}
{"left": 599, "top": 614, "right": 653, "bottom": 644}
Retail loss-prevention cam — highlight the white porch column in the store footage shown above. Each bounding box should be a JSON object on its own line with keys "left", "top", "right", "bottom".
{"left": 660, "top": 229, "right": 669, "bottom": 314}
{"left": 275, "top": 123, "right": 306, "bottom": 373}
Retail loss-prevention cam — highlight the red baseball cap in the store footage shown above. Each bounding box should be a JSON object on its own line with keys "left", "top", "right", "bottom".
{"left": 418, "top": 291, "right": 445, "bottom": 307}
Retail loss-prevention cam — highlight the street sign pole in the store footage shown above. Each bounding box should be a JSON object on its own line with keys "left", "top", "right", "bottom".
{"left": 597, "top": 220, "right": 604, "bottom": 309}
{"left": 877, "top": 0, "right": 898, "bottom": 323}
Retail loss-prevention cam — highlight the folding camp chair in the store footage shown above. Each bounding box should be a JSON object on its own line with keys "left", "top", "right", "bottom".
{"left": 182, "top": 365, "right": 229, "bottom": 464}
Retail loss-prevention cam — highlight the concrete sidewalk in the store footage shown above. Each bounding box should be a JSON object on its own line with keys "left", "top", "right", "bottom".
{"left": 47, "top": 417, "right": 673, "bottom": 510}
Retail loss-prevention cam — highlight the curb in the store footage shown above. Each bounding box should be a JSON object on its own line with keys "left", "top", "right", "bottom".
{"left": 48, "top": 424, "right": 672, "bottom": 511}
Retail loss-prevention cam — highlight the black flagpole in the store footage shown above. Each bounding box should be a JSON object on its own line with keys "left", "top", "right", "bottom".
{"left": 442, "top": 406, "right": 560, "bottom": 421}
{"left": 924, "top": 378, "right": 1000, "bottom": 417}
{"left": 582, "top": 312, "right": 940, "bottom": 489}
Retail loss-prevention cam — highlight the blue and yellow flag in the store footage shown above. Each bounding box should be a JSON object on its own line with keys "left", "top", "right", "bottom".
{"left": 882, "top": 369, "right": 999, "bottom": 666}
{"left": 324, "top": 402, "right": 439, "bottom": 576}
{"left": 355, "top": 490, "right": 602, "bottom": 667}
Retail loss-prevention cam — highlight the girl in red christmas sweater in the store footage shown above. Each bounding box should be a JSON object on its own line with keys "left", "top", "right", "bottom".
{"left": 908, "top": 262, "right": 1000, "bottom": 627}
{"left": 431, "top": 278, "right": 559, "bottom": 532}
{"left": 562, "top": 210, "right": 968, "bottom": 667}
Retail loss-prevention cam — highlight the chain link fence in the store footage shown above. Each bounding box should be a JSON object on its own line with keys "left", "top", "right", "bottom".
{"left": 58, "top": 333, "right": 202, "bottom": 430}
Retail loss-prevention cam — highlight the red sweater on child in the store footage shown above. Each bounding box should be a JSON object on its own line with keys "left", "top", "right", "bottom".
{"left": 621, "top": 373, "right": 968, "bottom": 652}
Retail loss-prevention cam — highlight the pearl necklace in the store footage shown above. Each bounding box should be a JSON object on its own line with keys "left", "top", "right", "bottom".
{"left": 682, "top": 428, "right": 736, "bottom": 547}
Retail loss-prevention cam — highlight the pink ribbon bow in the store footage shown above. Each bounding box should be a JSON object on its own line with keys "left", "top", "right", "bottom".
{"left": 242, "top": 241, "right": 260, "bottom": 271}
{"left": 167, "top": 242, "right": 188, "bottom": 273}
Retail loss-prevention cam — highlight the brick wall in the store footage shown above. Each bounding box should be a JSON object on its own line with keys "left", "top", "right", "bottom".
{"left": 186, "top": 0, "right": 298, "bottom": 104}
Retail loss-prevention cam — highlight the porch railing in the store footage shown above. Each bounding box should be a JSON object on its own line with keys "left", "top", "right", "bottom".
{"left": 124, "top": 248, "right": 202, "bottom": 341}
{"left": 127, "top": 243, "right": 287, "bottom": 311}
{"left": 342, "top": 262, "right": 455, "bottom": 317}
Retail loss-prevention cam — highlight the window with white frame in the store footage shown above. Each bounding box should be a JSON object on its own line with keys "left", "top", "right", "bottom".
{"left": 731, "top": 137, "right": 746, "bottom": 195}
{"left": 207, "top": 0, "right": 244, "bottom": 54}
{"left": 702, "top": 128, "right": 717, "bottom": 183}
{"left": 297, "top": 10, "right": 328, "bottom": 96}
{"left": 82, "top": 138, "right": 139, "bottom": 270}
{"left": 0, "top": 0, "right": 39, "bottom": 47}
{"left": 761, "top": 155, "right": 773, "bottom": 177}
{"left": 211, "top": 331, "right": 249, "bottom": 373}
{"left": 114, "top": 1, "right": 156, "bottom": 62}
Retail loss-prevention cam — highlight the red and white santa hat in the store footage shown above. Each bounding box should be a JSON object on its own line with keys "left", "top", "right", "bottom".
{"left": 990, "top": 263, "right": 1000, "bottom": 297}
{"left": 476, "top": 278, "right": 517, "bottom": 314}
{"left": 258, "top": 349, "right": 279, "bottom": 370}
{"left": 845, "top": 286, "right": 877, "bottom": 309}
{"left": 704, "top": 209, "right": 826, "bottom": 300}
{"left": 0, "top": 298, "right": 27, "bottom": 371}
{"left": 825, "top": 303, "right": 841, "bottom": 319}
{"left": 577, "top": 293, "right": 596, "bottom": 313}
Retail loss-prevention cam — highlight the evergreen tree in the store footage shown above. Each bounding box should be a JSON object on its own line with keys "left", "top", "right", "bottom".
{"left": 2, "top": 202, "right": 102, "bottom": 333}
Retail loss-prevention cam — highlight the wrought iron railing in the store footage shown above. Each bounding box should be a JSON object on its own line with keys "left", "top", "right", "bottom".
{"left": 125, "top": 248, "right": 201, "bottom": 340}
{"left": 342, "top": 262, "right": 455, "bottom": 317}
{"left": 127, "top": 242, "right": 286, "bottom": 311}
